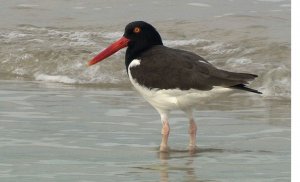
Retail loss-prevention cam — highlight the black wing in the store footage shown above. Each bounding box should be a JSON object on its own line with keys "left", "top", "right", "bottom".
{"left": 130, "top": 45, "right": 261, "bottom": 94}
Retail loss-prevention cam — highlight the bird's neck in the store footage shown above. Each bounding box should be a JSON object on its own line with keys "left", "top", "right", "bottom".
{"left": 125, "top": 45, "right": 145, "bottom": 70}
{"left": 125, "top": 32, "right": 163, "bottom": 71}
{"left": 125, "top": 43, "right": 162, "bottom": 72}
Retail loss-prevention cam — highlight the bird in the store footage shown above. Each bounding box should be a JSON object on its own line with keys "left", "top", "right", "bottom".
{"left": 87, "top": 21, "right": 261, "bottom": 152}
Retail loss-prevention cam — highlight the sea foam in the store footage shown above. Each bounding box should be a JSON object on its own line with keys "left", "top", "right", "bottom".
{"left": 35, "top": 74, "right": 77, "bottom": 84}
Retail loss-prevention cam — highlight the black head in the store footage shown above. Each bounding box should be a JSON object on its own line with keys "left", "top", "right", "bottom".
{"left": 123, "top": 21, "right": 163, "bottom": 65}
{"left": 87, "top": 21, "right": 163, "bottom": 70}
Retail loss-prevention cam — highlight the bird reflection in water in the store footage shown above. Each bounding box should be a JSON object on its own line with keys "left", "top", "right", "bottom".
{"left": 157, "top": 148, "right": 223, "bottom": 182}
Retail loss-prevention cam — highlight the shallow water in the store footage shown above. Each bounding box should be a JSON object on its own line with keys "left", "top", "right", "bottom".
{"left": 0, "top": 0, "right": 290, "bottom": 181}
{"left": 0, "top": 80, "right": 290, "bottom": 181}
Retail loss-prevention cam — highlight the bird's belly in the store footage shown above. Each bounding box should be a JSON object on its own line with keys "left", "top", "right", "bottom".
{"left": 129, "top": 77, "right": 231, "bottom": 112}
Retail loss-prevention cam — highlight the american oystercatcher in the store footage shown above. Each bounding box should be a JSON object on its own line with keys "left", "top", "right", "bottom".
{"left": 88, "top": 21, "right": 261, "bottom": 152}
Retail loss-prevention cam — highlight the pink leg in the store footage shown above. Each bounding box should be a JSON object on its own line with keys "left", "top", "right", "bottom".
{"left": 188, "top": 119, "right": 197, "bottom": 150}
{"left": 160, "top": 120, "right": 170, "bottom": 152}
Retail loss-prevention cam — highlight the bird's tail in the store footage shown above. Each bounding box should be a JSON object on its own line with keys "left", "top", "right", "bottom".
{"left": 212, "top": 69, "right": 262, "bottom": 94}
{"left": 230, "top": 84, "right": 262, "bottom": 94}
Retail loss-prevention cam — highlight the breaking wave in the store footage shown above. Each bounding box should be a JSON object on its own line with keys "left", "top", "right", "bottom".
{"left": 0, "top": 24, "right": 290, "bottom": 98}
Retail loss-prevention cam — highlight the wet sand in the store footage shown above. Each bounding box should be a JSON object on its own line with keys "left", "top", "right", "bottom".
{"left": 0, "top": 80, "right": 290, "bottom": 181}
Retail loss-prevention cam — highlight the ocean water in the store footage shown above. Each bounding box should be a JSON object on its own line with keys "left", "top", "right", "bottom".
{"left": 0, "top": 0, "right": 290, "bottom": 181}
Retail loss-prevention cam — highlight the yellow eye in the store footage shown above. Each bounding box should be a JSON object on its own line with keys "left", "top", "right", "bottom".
{"left": 133, "top": 27, "right": 141, "bottom": 33}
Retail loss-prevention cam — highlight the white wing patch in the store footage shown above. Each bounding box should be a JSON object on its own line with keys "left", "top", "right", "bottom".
{"left": 198, "top": 59, "right": 209, "bottom": 64}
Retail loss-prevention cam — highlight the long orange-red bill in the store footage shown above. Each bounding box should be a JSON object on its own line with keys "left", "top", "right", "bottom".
{"left": 87, "top": 36, "right": 129, "bottom": 66}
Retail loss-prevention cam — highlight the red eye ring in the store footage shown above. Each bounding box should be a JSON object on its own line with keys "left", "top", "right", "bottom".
{"left": 133, "top": 27, "right": 141, "bottom": 33}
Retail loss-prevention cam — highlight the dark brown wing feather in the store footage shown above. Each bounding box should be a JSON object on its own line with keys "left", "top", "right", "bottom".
{"left": 130, "top": 45, "right": 260, "bottom": 93}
